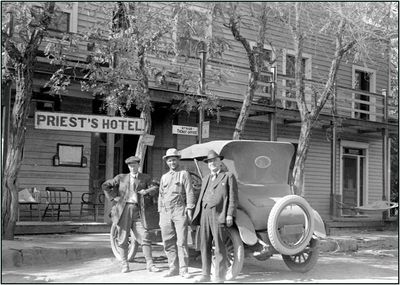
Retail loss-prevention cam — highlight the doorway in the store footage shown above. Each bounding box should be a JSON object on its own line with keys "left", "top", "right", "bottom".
{"left": 341, "top": 147, "right": 367, "bottom": 216}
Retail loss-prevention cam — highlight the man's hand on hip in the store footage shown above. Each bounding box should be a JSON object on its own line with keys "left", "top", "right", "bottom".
{"left": 112, "top": 196, "right": 120, "bottom": 205}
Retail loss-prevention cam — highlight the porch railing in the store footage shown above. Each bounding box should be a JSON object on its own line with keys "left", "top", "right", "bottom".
{"left": 254, "top": 73, "right": 388, "bottom": 123}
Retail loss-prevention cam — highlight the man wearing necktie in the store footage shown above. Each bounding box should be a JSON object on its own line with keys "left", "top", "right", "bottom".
{"left": 102, "top": 156, "right": 160, "bottom": 273}
{"left": 158, "top": 148, "right": 195, "bottom": 279}
{"left": 192, "top": 150, "right": 238, "bottom": 283}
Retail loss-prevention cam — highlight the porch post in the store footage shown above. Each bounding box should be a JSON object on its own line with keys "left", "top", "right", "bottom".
{"left": 330, "top": 82, "right": 338, "bottom": 217}
{"left": 269, "top": 66, "right": 277, "bottom": 141}
{"left": 330, "top": 122, "right": 337, "bottom": 217}
{"left": 198, "top": 41, "right": 206, "bottom": 144}
{"left": 382, "top": 35, "right": 391, "bottom": 221}
{"left": 382, "top": 128, "right": 389, "bottom": 220}
{"left": 103, "top": 107, "right": 115, "bottom": 224}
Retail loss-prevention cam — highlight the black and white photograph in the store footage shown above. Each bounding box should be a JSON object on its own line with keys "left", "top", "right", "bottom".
{"left": 1, "top": 1, "right": 398, "bottom": 283}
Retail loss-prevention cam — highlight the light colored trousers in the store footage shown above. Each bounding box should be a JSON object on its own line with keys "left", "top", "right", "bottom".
{"left": 117, "top": 203, "right": 154, "bottom": 268}
{"left": 159, "top": 206, "right": 189, "bottom": 274}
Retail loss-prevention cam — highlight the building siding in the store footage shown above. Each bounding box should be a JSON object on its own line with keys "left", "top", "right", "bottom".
{"left": 13, "top": 2, "right": 391, "bottom": 223}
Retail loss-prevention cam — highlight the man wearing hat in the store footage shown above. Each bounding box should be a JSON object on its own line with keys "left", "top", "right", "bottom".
{"left": 102, "top": 156, "right": 160, "bottom": 273}
{"left": 158, "top": 148, "right": 195, "bottom": 279}
{"left": 192, "top": 150, "right": 238, "bottom": 283}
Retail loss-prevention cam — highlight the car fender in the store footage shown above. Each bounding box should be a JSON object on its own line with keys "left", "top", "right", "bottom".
{"left": 313, "top": 209, "right": 326, "bottom": 238}
{"left": 235, "top": 209, "right": 258, "bottom": 246}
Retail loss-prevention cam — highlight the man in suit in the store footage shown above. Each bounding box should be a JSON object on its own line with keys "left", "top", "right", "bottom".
{"left": 192, "top": 150, "right": 238, "bottom": 283}
{"left": 158, "top": 148, "right": 195, "bottom": 279}
{"left": 102, "top": 156, "right": 161, "bottom": 273}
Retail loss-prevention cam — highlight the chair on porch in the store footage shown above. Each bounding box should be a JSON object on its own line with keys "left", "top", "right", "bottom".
{"left": 42, "top": 187, "right": 73, "bottom": 221}
{"left": 80, "top": 191, "right": 105, "bottom": 221}
{"left": 18, "top": 187, "right": 42, "bottom": 221}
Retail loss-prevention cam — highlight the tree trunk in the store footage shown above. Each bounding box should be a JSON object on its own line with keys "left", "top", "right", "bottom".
{"left": 230, "top": 3, "right": 267, "bottom": 140}
{"left": 135, "top": 106, "right": 152, "bottom": 171}
{"left": 135, "top": 50, "right": 152, "bottom": 171}
{"left": 292, "top": 118, "right": 312, "bottom": 196}
{"left": 233, "top": 72, "right": 257, "bottom": 140}
{"left": 2, "top": 62, "right": 34, "bottom": 240}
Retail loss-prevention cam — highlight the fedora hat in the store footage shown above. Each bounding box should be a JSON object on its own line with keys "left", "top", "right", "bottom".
{"left": 163, "top": 148, "right": 181, "bottom": 160}
{"left": 203, "top": 150, "right": 224, "bottom": 162}
{"left": 125, "top": 156, "right": 140, "bottom": 164}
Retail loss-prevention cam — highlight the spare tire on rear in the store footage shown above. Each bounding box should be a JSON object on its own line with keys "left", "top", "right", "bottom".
{"left": 267, "top": 195, "right": 315, "bottom": 256}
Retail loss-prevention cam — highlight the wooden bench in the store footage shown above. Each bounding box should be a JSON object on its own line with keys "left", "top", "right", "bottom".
{"left": 42, "top": 187, "right": 72, "bottom": 221}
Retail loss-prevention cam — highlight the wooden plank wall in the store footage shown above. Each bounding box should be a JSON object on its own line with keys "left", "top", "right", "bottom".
{"left": 33, "top": 1, "right": 388, "bottom": 111}
{"left": 174, "top": 3, "right": 388, "bottom": 114}
{"left": 73, "top": 2, "right": 388, "bottom": 118}
{"left": 19, "top": 121, "right": 91, "bottom": 220}
{"left": 18, "top": 95, "right": 93, "bottom": 220}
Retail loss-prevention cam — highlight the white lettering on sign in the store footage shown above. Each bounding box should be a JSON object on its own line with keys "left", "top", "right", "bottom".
{"left": 172, "top": 125, "right": 198, "bottom": 136}
{"left": 34, "top": 111, "right": 145, "bottom": 135}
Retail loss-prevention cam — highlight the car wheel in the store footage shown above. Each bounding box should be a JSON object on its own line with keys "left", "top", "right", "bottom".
{"left": 211, "top": 227, "right": 244, "bottom": 281}
{"left": 282, "top": 238, "right": 320, "bottom": 273}
{"left": 110, "top": 223, "right": 139, "bottom": 262}
{"left": 267, "top": 195, "right": 315, "bottom": 256}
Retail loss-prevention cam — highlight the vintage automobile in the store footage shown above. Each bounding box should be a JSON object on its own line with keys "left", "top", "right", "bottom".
{"left": 110, "top": 140, "right": 326, "bottom": 279}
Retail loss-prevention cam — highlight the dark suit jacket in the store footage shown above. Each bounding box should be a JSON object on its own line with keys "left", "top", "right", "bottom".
{"left": 102, "top": 173, "right": 158, "bottom": 224}
{"left": 192, "top": 170, "right": 238, "bottom": 226}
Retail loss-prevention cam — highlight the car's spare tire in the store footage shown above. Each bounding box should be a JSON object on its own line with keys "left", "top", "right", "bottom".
{"left": 267, "top": 195, "right": 315, "bottom": 256}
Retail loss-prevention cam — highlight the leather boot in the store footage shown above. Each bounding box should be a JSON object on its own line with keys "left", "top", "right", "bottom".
{"left": 143, "top": 245, "right": 160, "bottom": 272}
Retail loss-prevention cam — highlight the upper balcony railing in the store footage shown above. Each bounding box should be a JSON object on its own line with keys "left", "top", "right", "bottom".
{"left": 253, "top": 73, "right": 388, "bottom": 123}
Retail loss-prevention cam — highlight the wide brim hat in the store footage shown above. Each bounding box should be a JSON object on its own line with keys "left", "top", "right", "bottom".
{"left": 125, "top": 156, "right": 140, "bottom": 164}
{"left": 163, "top": 148, "right": 181, "bottom": 160}
{"left": 203, "top": 150, "right": 224, "bottom": 162}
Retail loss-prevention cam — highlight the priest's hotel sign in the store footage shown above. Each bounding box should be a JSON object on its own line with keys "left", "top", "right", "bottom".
{"left": 35, "top": 111, "right": 145, "bottom": 135}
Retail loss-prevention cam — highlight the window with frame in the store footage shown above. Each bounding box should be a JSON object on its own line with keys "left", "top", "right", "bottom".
{"left": 283, "top": 53, "right": 311, "bottom": 110}
{"left": 353, "top": 70, "right": 371, "bottom": 120}
{"left": 250, "top": 43, "right": 275, "bottom": 105}
{"left": 49, "top": 10, "right": 70, "bottom": 33}
{"left": 33, "top": 3, "right": 77, "bottom": 34}
{"left": 255, "top": 47, "right": 274, "bottom": 96}
{"left": 286, "top": 55, "right": 307, "bottom": 78}
{"left": 174, "top": 6, "right": 211, "bottom": 60}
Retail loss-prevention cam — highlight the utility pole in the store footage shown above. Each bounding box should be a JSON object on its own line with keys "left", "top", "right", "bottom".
{"left": 269, "top": 66, "right": 277, "bottom": 141}
{"left": 198, "top": 41, "right": 207, "bottom": 144}
{"left": 103, "top": 52, "right": 117, "bottom": 224}
{"left": 382, "top": 3, "right": 392, "bottom": 221}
